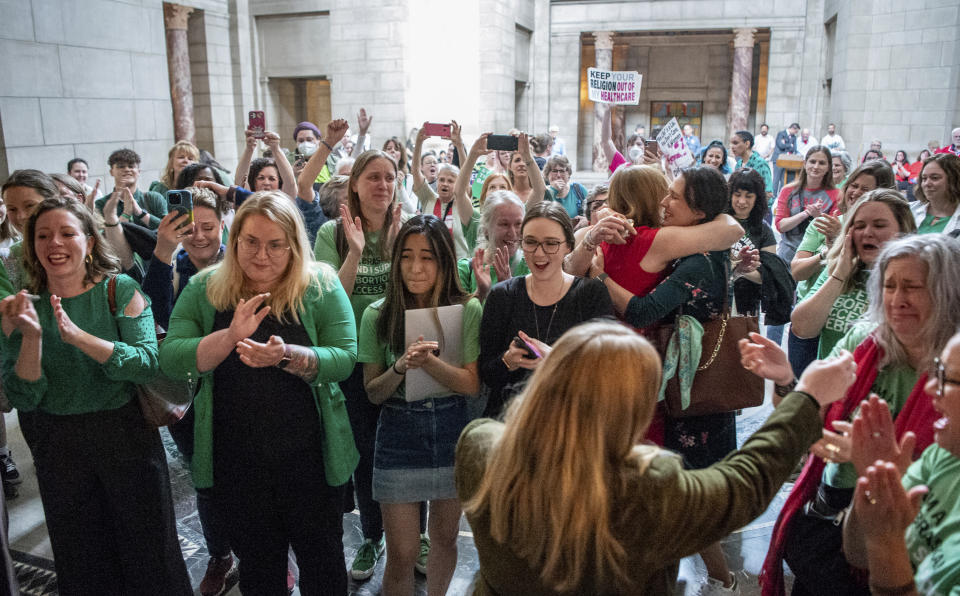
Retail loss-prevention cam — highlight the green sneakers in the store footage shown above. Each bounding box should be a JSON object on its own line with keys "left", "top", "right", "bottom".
{"left": 415, "top": 533, "right": 430, "bottom": 575}
{"left": 350, "top": 536, "right": 385, "bottom": 580}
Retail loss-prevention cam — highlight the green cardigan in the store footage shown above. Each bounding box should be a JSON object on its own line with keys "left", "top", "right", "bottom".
{"left": 158, "top": 267, "right": 359, "bottom": 488}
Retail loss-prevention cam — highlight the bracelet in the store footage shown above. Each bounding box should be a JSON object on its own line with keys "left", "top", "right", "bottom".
{"left": 103, "top": 221, "right": 120, "bottom": 227}
{"left": 321, "top": 139, "right": 335, "bottom": 152}
{"left": 392, "top": 360, "right": 405, "bottom": 375}
{"left": 830, "top": 274, "right": 846, "bottom": 283}
{"left": 869, "top": 580, "right": 917, "bottom": 596}
{"left": 774, "top": 377, "right": 798, "bottom": 398}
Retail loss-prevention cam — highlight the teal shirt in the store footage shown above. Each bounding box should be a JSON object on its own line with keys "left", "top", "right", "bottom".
{"left": 735, "top": 151, "right": 773, "bottom": 195}
{"left": 158, "top": 266, "right": 359, "bottom": 488}
{"left": 822, "top": 323, "right": 919, "bottom": 489}
{"left": 313, "top": 219, "right": 391, "bottom": 327}
{"left": 357, "top": 297, "right": 482, "bottom": 400}
{"left": 0, "top": 275, "right": 158, "bottom": 414}
{"left": 95, "top": 188, "right": 168, "bottom": 229}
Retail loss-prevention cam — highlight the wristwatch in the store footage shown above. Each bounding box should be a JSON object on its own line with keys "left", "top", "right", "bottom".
{"left": 595, "top": 272, "right": 609, "bottom": 284}
{"left": 275, "top": 345, "right": 292, "bottom": 369}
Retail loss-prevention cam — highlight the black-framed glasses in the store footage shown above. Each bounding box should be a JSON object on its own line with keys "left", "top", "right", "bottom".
{"left": 521, "top": 237, "right": 563, "bottom": 254}
{"left": 239, "top": 235, "right": 291, "bottom": 259}
{"left": 933, "top": 357, "right": 960, "bottom": 396}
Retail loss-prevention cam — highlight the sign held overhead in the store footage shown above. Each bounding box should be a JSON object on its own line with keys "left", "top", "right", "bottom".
{"left": 587, "top": 68, "right": 642, "bottom": 105}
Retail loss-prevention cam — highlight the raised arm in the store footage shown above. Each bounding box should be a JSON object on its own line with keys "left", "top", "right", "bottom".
{"left": 411, "top": 125, "right": 427, "bottom": 192}
{"left": 100, "top": 189, "right": 135, "bottom": 271}
{"left": 352, "top": 108, "right": 372, "bottom": 159}
{"left": 600, "top": 105, "right": 618, "bottom": 165}
{"left": 518, "top": 133, "right": 546, "bottom": 209}
{"left": 643, "top": 214, "right": 744, "bottom": 272}
{"left": 235, "top": 129, "right": 258, "bottom": 189}
{"left": 298, "top": 119, "right": 348, "bottom": 203}
{"left": 455, "top": 133, "right": 489, "bottom": 208}
{"left": 448, "top": 120, "right": 475, "bottom": 226}
{"left": 263, "top": 131, "right": 298, "bottom": 200}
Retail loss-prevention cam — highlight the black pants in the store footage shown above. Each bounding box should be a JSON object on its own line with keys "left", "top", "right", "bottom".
{"left": 19, "top": 402, "right": 191, "bottom": 596}
{"left": 215, "top": 448, "right": 347, "bottom": 596}
{"left": 341, "top": 364, "right": 383, "bottom": 541}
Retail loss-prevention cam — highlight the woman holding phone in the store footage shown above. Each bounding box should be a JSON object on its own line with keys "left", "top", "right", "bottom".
{"left": 478, "top": 202, "right": 613, "bottom": 418}
{"left": 359, "top": 215, "right": 481, "bottom": 596}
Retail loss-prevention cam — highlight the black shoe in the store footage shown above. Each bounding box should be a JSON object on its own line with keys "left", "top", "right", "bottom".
{"left": 0, "top": 452, "right": 21, "bottom": 485}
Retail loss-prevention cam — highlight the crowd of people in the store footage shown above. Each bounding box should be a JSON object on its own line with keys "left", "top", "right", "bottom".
{"left": 0, "top": 107, "right": 958, "bottom": 596}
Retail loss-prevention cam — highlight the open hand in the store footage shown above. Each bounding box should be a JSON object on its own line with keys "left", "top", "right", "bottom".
{"left": 236, "top": 334, "right": 286, "bottom": 368}
{"left": 356, "top": 108, "right": 372, "bottom": 136}
{"left": 340, "top": 203, "right": 366, "bottom": 256}
{"left": 851, "top": 394, "right": 916, "bottom": 476}
{"left": 739, "top": 331, "right": 793, "bottom": 385}
{"left": 227, "top": 293, "right": 271, "bottom": 344}
{"left": 51, "top": 295, "right": 87, "bottom": 346}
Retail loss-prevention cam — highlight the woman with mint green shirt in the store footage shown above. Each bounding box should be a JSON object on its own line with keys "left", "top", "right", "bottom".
{"left": 457, "top": 190, "right": 529, "bottom": 301}
{"left": 358, "top": 215, "right": 481, "bottom": 596}
{"left": 0, "top": 198, "right": 190, "bottom": 594}
{"left": 312, "top": 149, "right": 414, "bottom": 580}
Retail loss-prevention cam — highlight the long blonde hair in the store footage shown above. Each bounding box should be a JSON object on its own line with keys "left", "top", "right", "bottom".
{"left": 161, "top": 141, "right": 199, "bottom": 188}
{"left": 206, "top": 191, "right": 332, "bottom": 323}
{"left": 464, "top": 321, "right": 662, "bottom": 592}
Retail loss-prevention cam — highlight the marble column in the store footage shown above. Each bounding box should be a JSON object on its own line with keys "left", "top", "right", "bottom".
{"left": 592, "top": 31, "right": 613, "bottom": 173}
{"left": 726, "top": 27, "right": 756, "bottom": 136}
{"left": 163, "top": 2, "right": 196, "bottom": 144}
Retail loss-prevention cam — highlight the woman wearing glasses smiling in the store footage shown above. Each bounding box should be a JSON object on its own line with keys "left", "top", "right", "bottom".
{"left": 478, "top": 202, "right": 613, "bottom": 418}
{"left": 160, "top": 191, "right": 359, "bottom": 594}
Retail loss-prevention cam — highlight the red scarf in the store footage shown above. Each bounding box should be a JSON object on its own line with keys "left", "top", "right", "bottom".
{"left": 759, "top": 334, "right": 939, "bottom": 596}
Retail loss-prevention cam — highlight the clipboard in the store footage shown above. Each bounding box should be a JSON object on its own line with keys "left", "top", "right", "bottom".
{"left": 404, "top": 304, "right": 464, "bottom": 402}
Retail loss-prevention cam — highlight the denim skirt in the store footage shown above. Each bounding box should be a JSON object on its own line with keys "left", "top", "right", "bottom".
{"left": 372, "top": 395, "right": 470, "bottom": 503}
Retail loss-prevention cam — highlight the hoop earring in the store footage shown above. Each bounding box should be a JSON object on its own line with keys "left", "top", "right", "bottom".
{"left": 85, "top": 253, "right": 93, "bottom": 264}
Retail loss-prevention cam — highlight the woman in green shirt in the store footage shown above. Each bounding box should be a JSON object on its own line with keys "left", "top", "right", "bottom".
{"left": 458, "top": 190, "right": 529, "bottom": 301}
{"left": 360, "top": 215, "right": 481, "bottom": 596}
{"left": 791, "top": 190, "right": 916, "bottom": 359}
{"left": 0, "top": 197, "right": 191, "bottom": 594}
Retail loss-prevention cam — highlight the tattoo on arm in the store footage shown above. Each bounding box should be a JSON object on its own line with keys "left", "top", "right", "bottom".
{"left": 283, "top": 344, "right": 319, "bottom": 382}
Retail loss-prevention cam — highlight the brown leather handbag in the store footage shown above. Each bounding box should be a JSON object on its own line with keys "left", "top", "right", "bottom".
{"left": 660, "top": 259, "right": 764, "bottom": 418}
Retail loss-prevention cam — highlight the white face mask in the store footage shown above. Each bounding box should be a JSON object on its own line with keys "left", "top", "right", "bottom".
{"left": 628, "top": 146, "right": 643, "bottom": 163}
{"left": 298, "top": 141, "right": 318, "bottom": 156}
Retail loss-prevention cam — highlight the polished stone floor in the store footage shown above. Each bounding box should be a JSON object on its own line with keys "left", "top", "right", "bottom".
{"left": 4, "top": 381, "right": 795, "bottom": 595}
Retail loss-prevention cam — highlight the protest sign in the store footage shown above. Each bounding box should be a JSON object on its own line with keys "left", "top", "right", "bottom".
{"left": 656, "top": 117, "right": 695, "bottom": 177}
{"left": 587, "top": 68, "right": 642, "bottom": 105}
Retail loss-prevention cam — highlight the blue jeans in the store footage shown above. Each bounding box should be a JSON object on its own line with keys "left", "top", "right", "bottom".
{"left": 788, "top": 331, "right": 821, "bottom": 379}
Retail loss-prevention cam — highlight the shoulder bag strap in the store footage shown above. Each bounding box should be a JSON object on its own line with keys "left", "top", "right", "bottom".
{"left": 107, "top": 275, "right": 118, "bottom": 316}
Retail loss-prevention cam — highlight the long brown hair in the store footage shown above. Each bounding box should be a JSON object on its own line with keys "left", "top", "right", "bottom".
{"left": 786, "top": 145, "right": 835, "bottom": 196}
{"left": 22, "top": 198, "right": 120, "bottom": 293}
{"left": 337, "top": 150, "right": 399, "bottom": 262}
{"left": 375, "top": 215, "right": 471, "bottom": 355}
{"left": 464, "top": 321, "right": 662, "bottom": 592}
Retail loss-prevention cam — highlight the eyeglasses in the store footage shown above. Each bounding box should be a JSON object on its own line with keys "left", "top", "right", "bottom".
{"left": 547, "top": 169, "right": 569, "bottom": 176}
{"left": 933, "top": 357, "right": 960, "bottom": 397}
{"left": 521, "top": 237, "right": 564, "bottom": 254}
{"left": 587, "top": 198, "right": 607, "bottom": 210}
{"left": 239, "top": 235, "right": 291, "bottom": 259}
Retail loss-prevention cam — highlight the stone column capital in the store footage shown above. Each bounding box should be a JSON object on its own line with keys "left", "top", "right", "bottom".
{"left": 593, "top": 31, "right": 614, "bottom": 51}
{"left": 163, "top": 2, "right": 194, "bottom": 31}
{"left": 733, "top": 27, "right": 757, "bottom": 49}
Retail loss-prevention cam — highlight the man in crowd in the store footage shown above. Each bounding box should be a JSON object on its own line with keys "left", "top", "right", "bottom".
{"left": 772, "top": 122, "right": 799, "bottom": 194}
{"left": 94, "top": 148, "right": 167, "bottom": 230}
{"left": 934, "top": 127, "right": 960, "bottom": 157}
{"left": 683, "top": 124, "right": 701, "bottom": 156}
{"left": 870, "top": 138, "right": 884, "bottom": 157}
{"left": 821, "top": 123, "right": 845, "bottom": 151}
{"left": 549, "top": 125, "right": 566, "bottom": 156}
{"left": 797, "top": 128, "right": 818, "bottom": 157}
{"left": 754, "top": 123, "right": 775, "bottom": 166}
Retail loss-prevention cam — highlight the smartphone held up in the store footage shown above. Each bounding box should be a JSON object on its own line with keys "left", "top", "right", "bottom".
{"left": 248, "top": 110, "right": 265, "bottom": 139}
{"left": 166, "top": 189, "right": 194, "bottom": 223}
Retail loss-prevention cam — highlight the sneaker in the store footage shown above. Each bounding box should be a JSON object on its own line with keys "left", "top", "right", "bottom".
{"left": 0, "top": 452, "right": 21, "bottom": 485}
{"left": 415, "top": 534, "right": 430, "bottom": 575}
{"left": 199, "top": 554, "right": 236, "bottom": 596}
{"left": 350, "top": 537, "right": 385, "bottom": 580}
{"left": 696, "top": 571, "right": 741, "bottom": 596}
{"left": 286, "top": 565, "right": 295, "bottom": 594}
